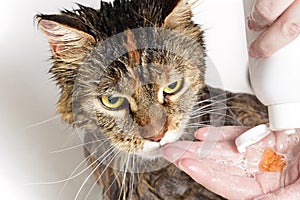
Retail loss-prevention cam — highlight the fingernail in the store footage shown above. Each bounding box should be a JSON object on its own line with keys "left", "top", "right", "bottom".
{"left": 178, "top": 159, "right": 201, "bottom": 173}
{"left": 247, "top": 19, "right": 254, "bottom": 30}
{"left": 161, "top": 146, "right": 185, "bottom": 163}
{"left": 195, "top": 127, "right": 221, "bottom": 140}
{"left": 249, "top": 46, "right": 261, "bottom": 58}
{"left": 177, "top": 159, "right": 187, "bottom": 171}
{"left": 195, "top": 129, "right": 208, "bottom": 140}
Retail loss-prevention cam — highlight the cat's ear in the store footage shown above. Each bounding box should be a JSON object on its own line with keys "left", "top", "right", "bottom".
{"left": 36, "top": 14, "right": 97, "bottom": 123}
{"left": 164, "top": 0, "right": 192, "bottom": 28}
{"left": 163, "top": 0, "right": 202, "bottom": 42}
{"left": 37, "top": 15, "right": 96, "bottom": 62}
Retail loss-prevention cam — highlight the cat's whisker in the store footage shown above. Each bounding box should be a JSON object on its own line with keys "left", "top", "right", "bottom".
{"left": 57, "top": 153, "right": 96, "bottom": 199}
{"left": 83, "top": 178, "right": 98, "bottom": 200}
{"left": 27, "top": 152, "right": 97, "bottom": 187}
{"left": 194, "top": 110, "right": 233, "bottom": 119}
{"left": 194, "top": 96, "right": 222, "bottom": 103}
{"left": 186, "top": 124, "right": 212, "bottom": 128}
{"left": 189, "top": 112, "right": 223, "bottom": 120}
{"left": 50, "top": 138, "right": 108, "bottom": 154}
{"left": 129, "top": 156, "right": 135, "bottom": 199}
{"left": 193, "top": 100, "right": 228, "bottom": 111}
{"left": 194, "top": 98, "right": 228, "bottom": 107}
{"left": 187, "top": 120, "right": 211, "bottom": 125}
{"left": 103, "top": 167, "right": 123, "bottom": 199}
{"left": 82, "top": 159, "right": 109, "bottom": 200}
{"left": 59, "top": 128, "right": 80, "bottom": 149}
{"left": 189, "top": 101, "right": 229, "bottom": 113}
{"left": 75, "top": 161, "right": 103, "bottom": 200}
{"left": 227, "top": 105, "right": 267, "bottom": 115}
{"left": 195, "top": 92, "right": 237, "bottom": 105}
{"left": 192, "top": 101, "right": 227, "bottom": 112}
{"left": 118, "top": 152, "right": 131, "bottom": 200}
{"left": 75, "top": 144, "right": 121, "bottom": 200}
{"left": 189, "top": 107, "right": 228, "bottom": 116}
{"left": 101, "top": 149, "right": 127, "bottom": 198}
{"left": 23, "top": 115, "right": 61, "bottom": 130}
{"left": 82, "top": 148, "right": 120, "bottom": 200}
{"left": 195, "top": 91, "right": 226, "bottom": 99}
{"left": 189, "top": 110, "right": 220, "bottom": 119}
{"left": 191, "top": 110, "right": 242, "bottom": 125}
{"left": 57, "top": 140, "right": 115, "bottom": 197}
{"left": 90, "top": 143, "right": 119, "bottom": 165}
{"left": 193, "top": 102, "right": 224, "bottom": 109}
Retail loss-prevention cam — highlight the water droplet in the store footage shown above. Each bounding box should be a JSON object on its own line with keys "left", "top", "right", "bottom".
{"left": 227, "top": 160, "right": 233, "bottom": 165}
{"left": 216, "top": 160, "right": 225, "bottom": 165}
{"left": 290, "top": 135, "right": 300, "bottom": 145}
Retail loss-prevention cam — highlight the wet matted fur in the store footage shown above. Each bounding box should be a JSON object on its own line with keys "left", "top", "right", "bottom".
{"left": 37, "top": 0, "right": 268, "bottom": 199}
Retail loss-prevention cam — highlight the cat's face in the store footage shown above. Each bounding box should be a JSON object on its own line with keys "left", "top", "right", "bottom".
{"left": 71, "top": 27, "right": 206, "bottom": 162}
{"left": 38, "top": 0, "right": 206, "bottom": 169}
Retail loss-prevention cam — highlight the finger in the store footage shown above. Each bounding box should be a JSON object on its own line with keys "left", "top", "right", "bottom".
{"left": 162, "top": 140, "right": 243, "bottom": 163}
{"left": 162, "top": 141, "right": 253, "bottom": 177}
{"left": 195, "top": 126, "right": 250, "bottom": 141}
{"left": 254, "top": 178, "right": 300, "bottom": 200}
{"left": 178, "top": 158, "right": 263, "bottom": 199}
{"left": 161, "top": 141, "right": 194, "bottom": 163}
{"left": 248, "top": 0, "right": 295, "bottom": 31}
{"left": 250, "top": 0, "right": 300, "bottom": 57}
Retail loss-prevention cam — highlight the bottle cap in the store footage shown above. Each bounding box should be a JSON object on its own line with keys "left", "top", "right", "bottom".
{"left": 235, "top": 124, "right": 271, "bottom": 153}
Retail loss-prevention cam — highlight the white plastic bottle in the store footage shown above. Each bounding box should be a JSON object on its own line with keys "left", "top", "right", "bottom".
{"left": 243, "top": 0, "right": 300, "bottom": 131}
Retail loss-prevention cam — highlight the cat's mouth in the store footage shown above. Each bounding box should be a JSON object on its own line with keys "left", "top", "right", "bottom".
{"left": 136, "top": 117, "right": 188, "bottom": 158}
{"left": 136, "top": 130, "right": 182, "bottom": 158}
{"left": 147, "top": 131, "right": 166, "bottom": 142}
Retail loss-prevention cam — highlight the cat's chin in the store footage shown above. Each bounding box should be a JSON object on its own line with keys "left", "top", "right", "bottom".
{"left": 134, "top": 130, "right": 182, "bottom": 159}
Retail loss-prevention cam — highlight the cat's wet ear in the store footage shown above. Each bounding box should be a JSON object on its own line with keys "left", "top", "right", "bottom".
{"left": 163, "top": 0, "right": 202, "bottom": 42}
{"left": 164, "top": 0, "right": 193, "bottom": 29}
{"left": 36, "top": 15, "right": 96, "bottom": 61}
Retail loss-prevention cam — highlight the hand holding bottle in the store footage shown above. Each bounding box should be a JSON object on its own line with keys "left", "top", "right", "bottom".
{"left": 248, "top": 0, "right": 300, "bottom": 58}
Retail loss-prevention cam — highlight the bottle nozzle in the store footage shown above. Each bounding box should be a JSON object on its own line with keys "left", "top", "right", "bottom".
{"left": 268, "top": 102, "right": 300, "bottom": 131}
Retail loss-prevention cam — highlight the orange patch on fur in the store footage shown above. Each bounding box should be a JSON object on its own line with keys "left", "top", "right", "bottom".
{"left": 124, "top": 29, "right": 141, "bottom": 66}
{"left": 259, "top": 149, "right": 286, "bottom": 172}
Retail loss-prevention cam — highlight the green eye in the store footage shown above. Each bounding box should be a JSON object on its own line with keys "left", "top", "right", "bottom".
{"left": 163, "top": 80, "right": 183, "bottom": 94}
{"left": 100, "top": 96, "right": 125, "bottom": 109}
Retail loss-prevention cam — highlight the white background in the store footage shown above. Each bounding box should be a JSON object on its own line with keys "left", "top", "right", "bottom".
{"left": 0, "top": 0, "right": 251, "bottom": 199}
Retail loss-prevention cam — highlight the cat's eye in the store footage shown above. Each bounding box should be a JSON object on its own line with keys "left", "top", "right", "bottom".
{"left": 100, "top": 96, "right": 125, "bottom": 109}
{"left": 163, "top": 80, "right": 183, "bottom": 95}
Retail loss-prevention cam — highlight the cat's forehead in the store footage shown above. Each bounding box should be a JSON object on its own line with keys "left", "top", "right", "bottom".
{"left": 97, "top": 56, "right": 183, "bottom": 96}
{"left": 79, "top": 27, "right": 204, "bottom": 96}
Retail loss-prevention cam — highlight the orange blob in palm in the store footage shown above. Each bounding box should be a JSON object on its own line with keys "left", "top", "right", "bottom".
{"left": 259, "top": 149, "right": 286, "bottom": 172}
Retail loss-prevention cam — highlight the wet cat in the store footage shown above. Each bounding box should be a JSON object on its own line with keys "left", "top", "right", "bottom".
{"left": 37, "top": 0, "right": 268, "bottom": 199}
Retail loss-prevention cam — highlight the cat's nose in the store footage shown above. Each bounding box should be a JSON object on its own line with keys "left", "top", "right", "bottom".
{"left": 147, "top": 128, "right": 167, "bottom": 142}
{"left": 136, "top": 104, "right": 168, "bottom": 142}
{"left": 134, "top": 104, "right": 166, "bottom": 126}
{"left": 139, "top": 123, "right": 168, "bottom": 142}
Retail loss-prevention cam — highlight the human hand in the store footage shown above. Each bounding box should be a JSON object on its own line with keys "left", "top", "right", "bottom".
{"left": 162, "top": 126, "right": 300, "bottom": 199}
{"left": 247, "top": 0, "right": 300, "bottom": 58}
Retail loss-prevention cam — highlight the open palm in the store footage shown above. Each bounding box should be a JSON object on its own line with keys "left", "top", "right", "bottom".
{"left": 162, "top": 126, "right": 300, "bottom": 200}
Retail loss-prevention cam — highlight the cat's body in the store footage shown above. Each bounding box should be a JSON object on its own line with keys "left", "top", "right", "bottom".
{"left": 37, "top": 0, "right": 268, "bottom": 199}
